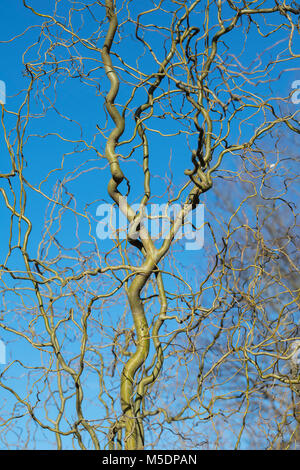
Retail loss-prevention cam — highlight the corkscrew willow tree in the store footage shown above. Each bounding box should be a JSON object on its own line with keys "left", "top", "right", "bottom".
{"left": 0, "top": 0, "right": 299, "bottom": 450}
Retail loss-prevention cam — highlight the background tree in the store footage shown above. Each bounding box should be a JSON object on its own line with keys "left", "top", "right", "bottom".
{"left": 0, "top": 0, "right": 299, "bottom": 450}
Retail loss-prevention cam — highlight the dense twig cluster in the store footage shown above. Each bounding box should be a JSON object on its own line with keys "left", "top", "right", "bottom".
{"left": 0, "top": 0, "right": 299, "bottom": 450}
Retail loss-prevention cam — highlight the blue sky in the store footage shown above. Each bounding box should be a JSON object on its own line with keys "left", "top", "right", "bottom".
{"left": 0, "top": 0, "right": 299, "bottom": 450}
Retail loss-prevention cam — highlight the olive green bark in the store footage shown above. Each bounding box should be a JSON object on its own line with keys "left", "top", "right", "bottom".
{"left": 101, "top": 0, "right": 208, "bottom": 449}
{"left": 101, "top": 0, "right": 153, "bottom": 449}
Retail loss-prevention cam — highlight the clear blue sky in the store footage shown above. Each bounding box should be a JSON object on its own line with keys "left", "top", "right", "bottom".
{"left": 0, "top": 0, "right": 299, "bottom": 449}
